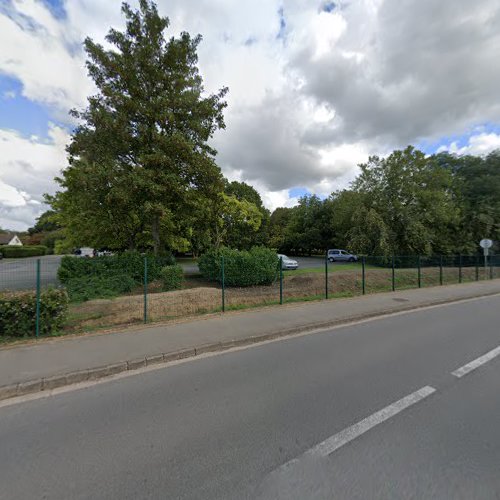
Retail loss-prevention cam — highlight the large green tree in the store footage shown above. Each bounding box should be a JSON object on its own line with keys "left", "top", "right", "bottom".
{"left": 28, "top": 210, "right": 60, "bottom": 235}
{"left": 223, "top": 181, "right": 269, "bottom": 249}
{"left": 351, "top": 146, "right": 461, "bottom": 255}
{"left": 50, "top": 0, "right": 228, "bottom": 254}
{"left": 434, "top": 150, "right": 500, "bottom": 250}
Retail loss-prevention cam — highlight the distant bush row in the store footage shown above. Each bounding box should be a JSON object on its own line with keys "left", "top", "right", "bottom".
{"left": 199, "top": 247, "right": 278, "bottom": 286}
{"left": 0, "top": 245, "right": 47, "bottom": 258}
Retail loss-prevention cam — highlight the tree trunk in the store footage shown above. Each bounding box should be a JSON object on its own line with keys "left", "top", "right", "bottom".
{"left": 152, "top": 216, "right": 161, "bottom": 256}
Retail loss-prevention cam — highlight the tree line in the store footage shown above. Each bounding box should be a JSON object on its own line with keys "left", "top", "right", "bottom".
{"left": 266, "top": 148, "right": 500, "bottom": 257}
{"left": 42, "top": 1, "right": 499, "bottom": 258}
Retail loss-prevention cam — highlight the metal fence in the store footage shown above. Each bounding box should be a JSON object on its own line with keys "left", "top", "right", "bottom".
{"left": 0, "top": 253, "right": 498, "bottom": 338}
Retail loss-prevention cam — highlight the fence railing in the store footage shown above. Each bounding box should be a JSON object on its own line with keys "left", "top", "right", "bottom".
{"left": 0, "top": 254, "right": 498, "bottom": 338}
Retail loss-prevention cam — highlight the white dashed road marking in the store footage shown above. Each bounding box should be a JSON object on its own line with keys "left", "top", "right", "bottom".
{"left": 280, "top": 385, "right": 436, "bottom": 470}
{"left": 451, "top": 345, "right": 500, "bottom": 378}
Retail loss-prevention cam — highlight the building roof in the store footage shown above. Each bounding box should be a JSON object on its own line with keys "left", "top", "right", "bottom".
{"left": 0, "top": 233, "right": 18, "bottom": 245}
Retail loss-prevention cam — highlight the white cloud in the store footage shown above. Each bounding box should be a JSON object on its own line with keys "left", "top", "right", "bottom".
{"left": 261, "top": 189, "right": 302, "bottom": 212}
{"left": 438, "top": 132, "right": 500, "bottom": 156}
{"left": 0, "top": 0, "right": 93, "bottom": 117}
{"left": 1, "top": 0, "right": 500, "bottom": 227}
{"left": 0, "top": 125, "right": 69, "bottom": 230}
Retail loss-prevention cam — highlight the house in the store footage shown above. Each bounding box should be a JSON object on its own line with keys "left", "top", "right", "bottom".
{"left": 0, "top": 233, "right": 23, "bottom": 246}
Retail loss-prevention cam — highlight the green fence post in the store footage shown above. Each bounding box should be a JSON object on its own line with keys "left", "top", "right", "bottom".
{"left": 221, "top": 255, "right": 225, "bottom": 312}
{"left": 143, "top": 256, "right": 148, "bottom": 324}
{"left": 475, "top": 254, "right": 479, "bottom": 281}
{"left": 325, "top": 253, "right": 329, "bottom": 299}
{"left": 417, "top": 255, "right": 421, "bottom": 288}
{"left": 458, "top": 254, "right": 462, "bottom": 283}
{"left": 490, "top": 256, "right": 494, "bottom": 280}
{"left": 391, "top": 255, "right": 395, "bottom": 292}
{"left": 35, "top": 258, "right": 41, "bottom": 338}
{"left": 279, "top": 256, "right": 283, "bottom": 305}
{"left": 362, "top": 256, "right": 366, "bottom": 295}
{"left": 440, "top": 255, "right": 444, "bottom": 286}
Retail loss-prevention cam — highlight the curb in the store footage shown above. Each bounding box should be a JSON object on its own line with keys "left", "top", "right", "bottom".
{"left": 1, "top": 289, "right": 499, "bottom": 403}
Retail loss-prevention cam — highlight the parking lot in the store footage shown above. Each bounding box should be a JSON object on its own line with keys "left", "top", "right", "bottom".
{"left": 0, "top": 255, "right": 62, "bottom": 291}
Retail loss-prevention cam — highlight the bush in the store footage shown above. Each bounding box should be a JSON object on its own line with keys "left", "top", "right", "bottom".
{"left": 0, "top": 288, "right": 68, "bottom": 337}
{"left": 58, "top": 251, "right": 175, "bottom": 284}
{"left": 160, "top": 265, "right": 184, "bottom": 291}
{"left": 57, "top": 251, "right": 176, "bottom": 302}
{"left": 0, "top": 245, "right": 47, "bottom": 258}
{"left": 199, "top": 247, "right": 279, "bottom": 287}
{"left": 65, "top": 274, "right": 137, "bottom": 302}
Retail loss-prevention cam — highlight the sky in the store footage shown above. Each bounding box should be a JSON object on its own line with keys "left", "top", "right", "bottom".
{"left": 1, "top": 0, "right": 500, "bottom": 231}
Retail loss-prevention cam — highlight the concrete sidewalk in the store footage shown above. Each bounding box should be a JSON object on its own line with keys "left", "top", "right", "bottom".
{"left": 1, "top": 280, "right": 500, "bottom": 400}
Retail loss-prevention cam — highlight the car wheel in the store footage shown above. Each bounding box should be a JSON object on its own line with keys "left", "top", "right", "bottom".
{"left": 349, "top": 257, "right": 355, "bottom": 262}
{"left": 329, "top": 257, "right": 335, "bottom": 262}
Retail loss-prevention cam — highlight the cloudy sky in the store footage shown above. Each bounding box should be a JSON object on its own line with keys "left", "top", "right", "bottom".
{"left": 1, "top": 0, "right": 500, "bottom": 230}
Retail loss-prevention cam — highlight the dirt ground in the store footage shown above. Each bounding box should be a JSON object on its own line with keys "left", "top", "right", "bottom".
{"left": 65, "top": 266, "right": 488, "bottom": 332}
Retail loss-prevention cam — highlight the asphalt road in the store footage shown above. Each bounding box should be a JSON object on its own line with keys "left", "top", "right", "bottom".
{"left": 0, "top": 255, "right": 62, "bottom": 291}
{"left": 1, "top": 295, "right": 500, "bottom": 499}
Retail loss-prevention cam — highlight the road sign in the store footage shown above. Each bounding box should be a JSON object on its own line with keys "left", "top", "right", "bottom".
{"left": 480, "top": 239, "right": 493, "bottom": 278}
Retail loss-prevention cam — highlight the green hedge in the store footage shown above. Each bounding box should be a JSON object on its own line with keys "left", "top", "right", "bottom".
{"left": 160, "top": 265, "right": 184, "bottom": 291}
{"left": 58, "top": 251, "right": 176, "bottom": 302}
{"left": 0, "top": 245, "right": 47, "bottom": 258}
{"left": 65, "top": 274, "right": 137, "bottom": 302}
{"left": 199, "top": 247, "right": 279, "bottom": 286}
{"left": 0, "top": 288, "right": 68, "bottom": 337}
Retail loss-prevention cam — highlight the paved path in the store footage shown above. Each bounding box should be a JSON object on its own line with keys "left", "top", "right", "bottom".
{"left": 1, "top": 279, "right": 499, "bottom": 390}
{"left": 1, "top": 294, "right": 499, "bottom": 498}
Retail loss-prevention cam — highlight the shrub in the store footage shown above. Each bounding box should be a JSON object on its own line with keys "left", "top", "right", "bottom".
{"left": 0, "top": 288, "right": 68, "bottom": 337}
{"left": 0, "top": 245, "right": 47, "bottom": 258}
{"left": 65, "top": 274, "right": 137, "bottom": 302}
{"left": 57, "top": 251, "right": 176, "bottom": 302}
{"left": 58, "top": 251, "right": 175, "bottom": 285}
{"left": 199, "top": 247, "right": 279, "bottom": 286}
{"left": 160, "top": 265, "right": 184, "bottom": 291}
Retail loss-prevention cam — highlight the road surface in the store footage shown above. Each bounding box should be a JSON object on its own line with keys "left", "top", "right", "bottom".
{"left": 1, "top": 295, "right": 499, "bottom": 499}
{"left": 0, "top": 255, "right": 62, "bottom": 291}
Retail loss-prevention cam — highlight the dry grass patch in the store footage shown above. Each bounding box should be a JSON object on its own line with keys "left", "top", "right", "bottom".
{"left": 66, "top": 287, "right": 222, "bottom": 331}
{"left": 65, "top": 266, "right": 489, "bottom": 333}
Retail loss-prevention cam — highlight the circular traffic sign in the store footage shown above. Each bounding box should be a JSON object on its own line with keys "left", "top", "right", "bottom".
{"left": 480, "top": 239, "right": 493, "bottom": 249}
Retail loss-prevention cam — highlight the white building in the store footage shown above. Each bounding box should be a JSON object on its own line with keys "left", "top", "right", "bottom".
{"left": 0, "top": 233, "right": 23, "bottom": 246}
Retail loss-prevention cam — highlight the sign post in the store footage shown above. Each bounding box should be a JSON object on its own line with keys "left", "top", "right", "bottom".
{"left": 480, "top": 239, "right": 493, "bottom": 280}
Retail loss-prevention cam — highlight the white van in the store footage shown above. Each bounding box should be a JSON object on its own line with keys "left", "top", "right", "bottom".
{"left": 74, "top": 247, "right": 94, "bottom": 258}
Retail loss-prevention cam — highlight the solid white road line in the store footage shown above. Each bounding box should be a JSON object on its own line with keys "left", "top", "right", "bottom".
{"left": 451, "top": 345, "right": 500, "bottom": 378}
{"left": 280, "top": 386, "right": 436, "bottom": 470}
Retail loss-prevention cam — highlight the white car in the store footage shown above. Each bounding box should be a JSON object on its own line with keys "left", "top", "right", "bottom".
{"left": 278, "top": 254, "right": 299, "bottom": 270}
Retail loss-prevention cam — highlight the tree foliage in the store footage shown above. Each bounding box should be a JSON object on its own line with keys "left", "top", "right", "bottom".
{"left": 268, "top": 146, "right": 500, "bottom": 257}
{"left": 49, "top": 0, "right": 228, "bottom": 254}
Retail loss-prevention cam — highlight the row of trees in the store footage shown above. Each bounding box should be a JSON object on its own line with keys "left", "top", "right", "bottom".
{"left": 45, "top": 1, "right": 499, "bottom": 258}
{"left": 268, "top": 148, "right": 500, "bottom": 256}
